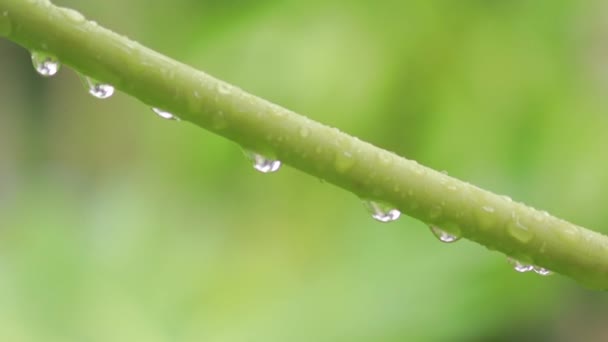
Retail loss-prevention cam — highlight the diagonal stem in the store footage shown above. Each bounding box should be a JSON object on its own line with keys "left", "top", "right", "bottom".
{"left": 1, "top": 0, "right": 607, "bottom": 289}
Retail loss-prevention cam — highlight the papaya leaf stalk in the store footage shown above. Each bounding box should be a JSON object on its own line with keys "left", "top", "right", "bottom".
{"left": 1, "top": 0, "right": 607, "bottom": 289}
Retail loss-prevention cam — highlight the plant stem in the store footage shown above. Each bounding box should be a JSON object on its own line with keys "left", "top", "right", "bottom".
{"left": 1, "top": 0, "right": 607, "bottom": 290}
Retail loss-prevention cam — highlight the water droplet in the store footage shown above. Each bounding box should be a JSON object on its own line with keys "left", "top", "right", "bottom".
{"left": 482, "top": 206, "right": 495, "bottom": 213}
{"left": 556, "top": 225, "right": 581, "bottom": 244}
{"left": 507, "top": 257, "right": 534, "bottom": 273}
{"left": 270, "top": 105, "right": 286, "bottom": 117}
{"left": 217, "top": 83, "right": 232, "bottom": 95}
{"left": 429, "top": 225, "right": 461, "bottom": 243}
{"left": 83, "top": 76, "right": 114, "bottom": 99}
{"left": 507, "top": 216, "right": 534, "bottom": 243}
{"left": 363, "top": 200, "right": 401, "bottom": 223}
{"left": 334, "top": 151, "right": 355, "bottom": 173}
{"left": 61, "top": 8, "right": 85, "bottom": 23}
{"left": 245, "top": 151, "right": 281, "bottom": 173}
{"left": 31, "top": 51, "right": 60, "bottom": 77}
{"left": 152, "top": 108, "right": 180, "bottom": 121}
{"left": 413, "top": 166, "right": 424, "bottom": 175}
{"left": 533, "top": 266, "right": 552, "bottom": 276}
{"left": 377, "top": 152, "right": 393, "bottom": 166}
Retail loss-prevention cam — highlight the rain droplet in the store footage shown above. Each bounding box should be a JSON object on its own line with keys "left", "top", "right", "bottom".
{"left": 507, "top": 257, "right": 534, "bottom": 273}
{"left": 363, "top": 200, "right": 401, "bottom": 223}
{"left": 507, "top": 216, "right": 534, "bottom": 244}
{"left": 429, "top": 225, "right": 461, "bottom": 243}
{"left": 83, "top": 76, "right": 114, "bottom": 99}
{"left": 377, "top": 152, "right": 393, "bottom": 166}
{"left": 152, "top": 108, "right": 180, "bottom": 121}
{"left": 245, "top": 151, "right": 281, "bottom": 173}
{"left": 31, "top": 51, "right": 60, "bottom": 77}
{"left": 217, "top": 83, "right": 232, "bottom": 95}
{"left": 533, "top": 266, "right": 552, "bottom": 276}
{"left": 334, "top": 151, "right": 355, "bottom": 173}
{"left": 61, "top": 8, "right": 85, "bottom": 23}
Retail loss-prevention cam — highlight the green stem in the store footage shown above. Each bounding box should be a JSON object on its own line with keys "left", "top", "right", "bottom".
{"left": 2, "top": 0, "right": 607, "bottom": 289}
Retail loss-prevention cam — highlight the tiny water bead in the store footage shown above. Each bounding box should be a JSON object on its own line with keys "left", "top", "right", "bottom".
{"left": 507, "top": 258, "right": 553, "bottom": 276}
{"left": 507, "top": 216, "right": 534, "bottom": 244}
{"left": 245, "top": 151, "right": 281, "bottom": 173}
{"left": 363, "top": 200, "right": 401, "bottom": 223}
{"left": 429, "top": 225, "right": 461, "bottom": 243}
{"left": 482, "top": 206, "right": 495, "bottom": 213}
{"left": 152, "top": 108, "right": 180, "bottom": 121}
{"left": 217, "top": 83, "right": 232, "bottom": 95}
{"left": 31, "top": 51, "right": 60, "bottom": 77}
{"left": 83, "top": 76, "right": 114, "bottom": 99}
{"left": 60, "top": 8, "right": 85, "bottom": 23}
{"left": 334, "top": 151, "right": 355, "bottom": 173}
{"left": 533, "top": 266, "right": 553, "bottom": 276}
{"left": 507, "top": 258, "right": 534, "bottom": 273}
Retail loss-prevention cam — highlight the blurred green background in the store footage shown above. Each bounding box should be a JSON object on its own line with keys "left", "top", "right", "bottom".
{"left": 1, "top": 0, "right": 608, "bottom": 341}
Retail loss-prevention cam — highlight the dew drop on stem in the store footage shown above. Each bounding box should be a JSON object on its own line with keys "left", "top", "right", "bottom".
{"left": 533, "top": 266, "right": 552, "bottom": 276}
{"left": 363, "top": 200, "right": 401, "bottom": 223}
{"left": 31, "top": 51, "right": 60, "bottom": 77}
{"left": 83, "top": 76, "right": 114, "bottom": 99}
{"left": 244, "top": 150, "right": 281, "bottom": 173}
{"left": 429, "top": 225, "right": 461, "bottom": 243}
{"left": 152, "top": 108, "right": 180, "bottom": 121}
{"left": 507, "top": 257, "right": 534, "bottom": 273}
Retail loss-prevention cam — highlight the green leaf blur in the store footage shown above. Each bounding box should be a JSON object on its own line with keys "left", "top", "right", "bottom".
{"left": 1, "top": 0, "right": 607, "bottom": 340}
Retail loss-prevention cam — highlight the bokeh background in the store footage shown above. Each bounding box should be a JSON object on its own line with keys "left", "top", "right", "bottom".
{"left": 1, "top": 0, "right": 608, "bottom": 341}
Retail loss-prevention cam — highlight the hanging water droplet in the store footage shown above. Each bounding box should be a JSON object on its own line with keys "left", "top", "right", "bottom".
{"left": 31, "top": 51, "right": 60, "bottom": 77}
{"left": 429, "top": 225, "right": 461, "bottom": 243}
{"left": 83, "top": 76, "right": 114, "bottom": 99}
{"left": 363, "top": 200, "right": 401, "bottom": 223}
{"left": 245, "top": 151, "right": 281, "bottom": 173}
{"left": 533, "top": 266, "right": 552, "bottom": 276}
{"left": 507, "top": 257, "right": 534, "bottom": 273}
{"left": 152, "top": 108, "right": 180, "bottom": 121}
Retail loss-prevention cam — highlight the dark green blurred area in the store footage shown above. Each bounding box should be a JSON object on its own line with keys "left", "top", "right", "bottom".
{"left": 1, "top": 0, "right": 608, "bottom": 341}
